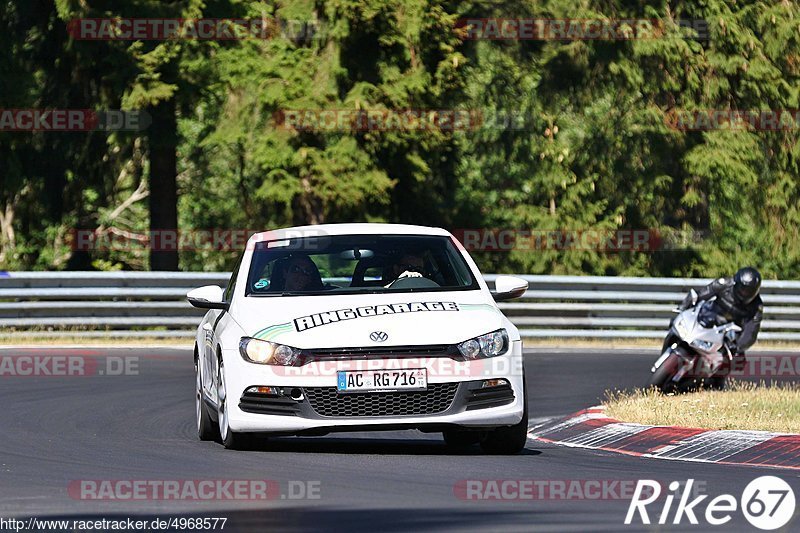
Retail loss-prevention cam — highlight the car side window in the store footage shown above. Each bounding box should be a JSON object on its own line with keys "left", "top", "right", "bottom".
{"left": 224, "top": 254, "right": 243, "bottom": 303}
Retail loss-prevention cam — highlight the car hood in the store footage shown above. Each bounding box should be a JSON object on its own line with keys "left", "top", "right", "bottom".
{"left": 232, "top": 291, "right": 505, "bottom": 348}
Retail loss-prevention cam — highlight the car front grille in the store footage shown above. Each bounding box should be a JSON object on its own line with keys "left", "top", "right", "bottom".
{"left": 303, "top": 382, "right": 459, "bottom": 418}
{"left": 297, "top": 344, "right": 459, "bottom": 364}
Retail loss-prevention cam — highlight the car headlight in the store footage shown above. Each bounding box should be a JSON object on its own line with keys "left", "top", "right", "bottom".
{"left": 691, "top": 339, "right": 713, "bottom": 351}
{"left": 457, "top": 329, "right": 509, "bottom": 360}
{"left": 239, "top": 337, "right": 300, "bottom": 366}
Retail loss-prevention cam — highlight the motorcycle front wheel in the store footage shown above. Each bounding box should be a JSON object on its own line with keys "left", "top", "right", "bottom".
{"left": 648, "top": 351, "right": 683, "bottom": 393}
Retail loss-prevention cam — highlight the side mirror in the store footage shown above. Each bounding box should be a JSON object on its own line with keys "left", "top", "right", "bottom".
{"left": 187, "top": 285, "right": 228, "bottom": 310}
{"left": 689, "top": 288, "right": 698, "bottom": 306}
{"left": 492, "top": 275, "right": 528, "bottom": 302}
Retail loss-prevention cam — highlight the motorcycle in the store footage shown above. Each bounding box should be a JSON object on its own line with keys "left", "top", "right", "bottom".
{"left": 648, "top": 290, "right": 742, "bottom": 393}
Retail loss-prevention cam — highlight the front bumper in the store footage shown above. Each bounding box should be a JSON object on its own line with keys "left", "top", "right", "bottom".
{"left": 221, "top": 341, "right": 525, "bottom": 434}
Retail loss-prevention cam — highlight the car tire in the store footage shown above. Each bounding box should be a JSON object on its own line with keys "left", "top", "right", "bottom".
{"left": 195, "top": 354, "right": 217, "bottom": 441}
{"left": 443, "top": 429, "right": 482, "bottom": 450}
{"left": 217, "top": 358, "right": 252, "bottom": 450}
{"left": 480, "top": 383, "right": 529, "bottom": 455}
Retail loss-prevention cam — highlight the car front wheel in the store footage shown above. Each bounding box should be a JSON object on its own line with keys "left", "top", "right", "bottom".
{"left": 196, "top": 356, "right": 217, "bottom": 441}
{"left": 217, "top": 359, "right": 252, "bottom": 450}
{"left": 480, "top": 385, "right": 529, "bottom": 455}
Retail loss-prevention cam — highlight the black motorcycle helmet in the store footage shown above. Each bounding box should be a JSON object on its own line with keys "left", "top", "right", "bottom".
{"left": 733, "top": 266, "right": 761, "bottom": 304}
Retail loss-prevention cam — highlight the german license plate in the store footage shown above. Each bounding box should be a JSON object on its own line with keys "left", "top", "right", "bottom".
{"left": 336, "top": 369, "right": 427, "bottom": 393}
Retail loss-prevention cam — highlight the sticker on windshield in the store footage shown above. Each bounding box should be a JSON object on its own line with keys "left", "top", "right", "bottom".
{"left": 294, "top": 301, "right": 459, "bottom": 332}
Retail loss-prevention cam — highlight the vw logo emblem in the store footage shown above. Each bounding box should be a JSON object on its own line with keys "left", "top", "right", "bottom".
{"left": 370, "top": 331, "right": 388, "bottom": 342}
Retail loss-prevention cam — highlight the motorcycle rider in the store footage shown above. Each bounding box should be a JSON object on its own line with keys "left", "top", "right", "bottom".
{"left": 665, "top": 267, "right": 763, "bottom": 368}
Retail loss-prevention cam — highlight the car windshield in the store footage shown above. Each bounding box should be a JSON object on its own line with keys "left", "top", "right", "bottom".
{"left": 245, "top": 234, "right": 478, "bottom": 296}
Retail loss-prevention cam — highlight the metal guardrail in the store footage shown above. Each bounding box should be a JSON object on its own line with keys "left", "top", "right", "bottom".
{"left": 1, "top": 272, "right": 799, "bottom": 340}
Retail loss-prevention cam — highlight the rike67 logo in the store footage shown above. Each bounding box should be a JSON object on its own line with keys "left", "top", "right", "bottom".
{"left": 625, "top": 477, "right": 796, "bottom": 530}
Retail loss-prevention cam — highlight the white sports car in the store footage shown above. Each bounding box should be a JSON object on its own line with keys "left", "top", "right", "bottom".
{"left": 189, "top": 224, "right": 529, "bottom": 453}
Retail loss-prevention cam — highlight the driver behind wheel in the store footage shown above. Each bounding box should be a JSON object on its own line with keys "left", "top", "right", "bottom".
{"left": 281, "top": 254, "right": 324, "bottom": 292}
{"left": 384, "top": 251, "right": 426, "bottom": 287}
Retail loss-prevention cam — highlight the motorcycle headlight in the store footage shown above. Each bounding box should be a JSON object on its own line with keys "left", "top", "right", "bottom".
{"left": 457, "top": 329, "right": 509, "bottom": 360}
{"left": 691, "top": 339, "right": 713, "bottom": 351}
{"left": 239, "top": 337, "right": 299, "bottom": 366}
{"left": 674, "top": 318, "right": 688, "bottom": 338}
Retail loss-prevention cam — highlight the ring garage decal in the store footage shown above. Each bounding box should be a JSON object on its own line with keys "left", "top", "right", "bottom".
{"left": 294, "top": 301, "right": 459, "bottom": 332}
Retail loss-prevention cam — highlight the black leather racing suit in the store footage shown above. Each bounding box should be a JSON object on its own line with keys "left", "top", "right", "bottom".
{"left": 665, "top": 277, "right": 763, "bottom": 355}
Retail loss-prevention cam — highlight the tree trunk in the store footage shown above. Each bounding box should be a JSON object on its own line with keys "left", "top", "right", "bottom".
{"left": 148, "top": 99, "right": 179, "bottom": 271}
{"left": 0, "top": 201, "right": 14, "bottom": 264}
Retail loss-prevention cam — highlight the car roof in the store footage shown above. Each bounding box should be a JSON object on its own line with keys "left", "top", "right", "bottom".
{"left": 249, "top": 223, "right": 452, "bottom": 244}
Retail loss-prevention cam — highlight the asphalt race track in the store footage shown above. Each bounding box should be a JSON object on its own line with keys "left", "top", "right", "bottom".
{"left": 1, "top": 346, "right": 798, "bottom": 532}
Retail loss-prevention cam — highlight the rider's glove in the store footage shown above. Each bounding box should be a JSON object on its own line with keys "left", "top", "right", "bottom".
{"left": 678, "top": 292, "right": 695, "bottom": 311}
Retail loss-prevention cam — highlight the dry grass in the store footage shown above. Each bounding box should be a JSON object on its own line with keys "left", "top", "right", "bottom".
{"left": 0, "top": 334, "right": 192, "bottom": 346}
{"left": 522, "top": 337, "right": 660, "bottom": 348}
{"left": 521, "top": 338, "right": 800, "bottom": 351}
{"left": 605, "top": 381, "right": 800, "bottom": 433}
